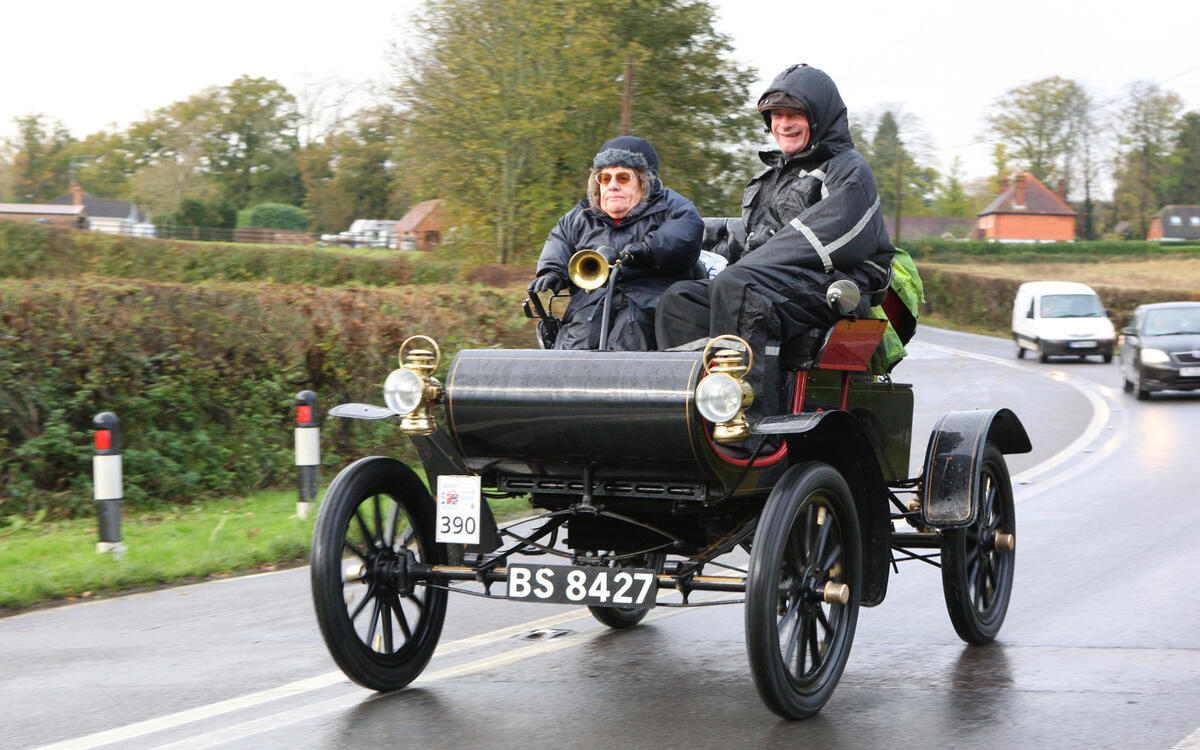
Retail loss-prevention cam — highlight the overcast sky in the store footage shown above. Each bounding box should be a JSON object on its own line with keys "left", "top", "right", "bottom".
{"left": 3, "top": 0, "right": 1197, "bottom": 188}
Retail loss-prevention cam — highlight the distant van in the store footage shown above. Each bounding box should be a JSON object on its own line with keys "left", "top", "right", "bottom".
{"left": 1012, "top": 281, "right": 1116, "bottom": 363}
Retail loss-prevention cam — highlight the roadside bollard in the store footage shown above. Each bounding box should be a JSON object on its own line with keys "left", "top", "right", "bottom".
{"left": 295, "top": 391, "right": 320, "bottom": 519}
{"left": 93, "top": 412, "right": 126, "bottom": 558}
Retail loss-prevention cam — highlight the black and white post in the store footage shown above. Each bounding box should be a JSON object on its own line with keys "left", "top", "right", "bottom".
{"left": 295, "top": 391, "right": 320, "bottom": 519}
{"left": 93, "top": 411, "right": 126, "bottom": 558}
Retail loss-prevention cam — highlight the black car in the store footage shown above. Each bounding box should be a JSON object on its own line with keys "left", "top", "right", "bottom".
{"left": 1120, "top": 302, "right": 1200, "bottom": 399}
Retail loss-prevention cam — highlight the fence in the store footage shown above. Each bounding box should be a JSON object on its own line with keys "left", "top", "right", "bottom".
{"left": 82, "top": 222, "right": 401, "bottom": 248}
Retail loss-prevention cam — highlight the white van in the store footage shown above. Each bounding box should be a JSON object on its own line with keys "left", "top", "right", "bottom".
{"left": 1012, "top": 281, "right": 1116, "bottom": 363}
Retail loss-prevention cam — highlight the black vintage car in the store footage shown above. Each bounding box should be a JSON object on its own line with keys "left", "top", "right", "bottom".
{"left": 1120, "top": 302, "right": 1200, "bottom": 399}
{"left": 309, "top": 250, "right": 1030, "bottom": 720}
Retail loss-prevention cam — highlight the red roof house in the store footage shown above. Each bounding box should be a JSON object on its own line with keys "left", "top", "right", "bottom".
{"left": 389, "top": 199, "right": 447, "bottom": 251}
{"left": 974, "top": 172, "right": 1076, "bottom": 242}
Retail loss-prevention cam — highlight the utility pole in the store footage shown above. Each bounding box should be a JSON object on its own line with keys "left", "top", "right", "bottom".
{"left": 620, "top": 59, "right": 634, "bottom": 136}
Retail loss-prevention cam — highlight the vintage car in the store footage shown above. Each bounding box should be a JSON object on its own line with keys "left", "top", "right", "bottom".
{"left": 309, "top": 248, "right": 1031, "bottom": 720}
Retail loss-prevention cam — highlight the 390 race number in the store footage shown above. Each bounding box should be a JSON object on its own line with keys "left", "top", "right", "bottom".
{"left": 506, "top": 564, "right": 658, "bottom": 608}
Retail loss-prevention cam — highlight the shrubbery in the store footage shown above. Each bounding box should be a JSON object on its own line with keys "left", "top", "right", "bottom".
{"left": 0, "top": 277, "right": 532, "bottom": 519}
{"left": 901, "top": 237, "right": 1200, "bottom": 262}
{"left": 242, "top": 203, "right": 308, "bottom": 230}
{"left": 0, "top": 222, "right": 464, "bottom": 287}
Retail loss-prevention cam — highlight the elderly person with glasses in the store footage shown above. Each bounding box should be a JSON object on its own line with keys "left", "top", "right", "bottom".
{"left": 529, "top": 136, "right": 703, "bottom": 350}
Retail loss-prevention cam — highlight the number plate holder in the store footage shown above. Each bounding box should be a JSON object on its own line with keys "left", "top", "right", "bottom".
{"left": 506, "top": 564, "right": 658, "bottom": 608}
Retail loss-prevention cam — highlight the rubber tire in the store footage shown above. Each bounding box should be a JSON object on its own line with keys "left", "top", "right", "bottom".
{"left": 1102, "top": 352, "right": 1113, "bottom": 364}
{"left": 941, "top": 444, "right": 1015, "bottom": 645}
{"left": 1015, "top": 342, "right": 1025, "bottom": 359}
{"left": 1132, "top": 365, "right": 1151, "bottom": 400}
{"left": 311, "top": 457, "right": 447, "bottom": 691}
{"left": 746, "top": 462, "right": 861, "bottom": 720}
{"left": 588, "top": 552, "right": 667, "bottom": 629}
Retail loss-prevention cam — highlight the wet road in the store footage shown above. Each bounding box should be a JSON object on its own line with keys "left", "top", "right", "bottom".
{"left": 4, "top": 327, "right": 1199, "bottom": 749}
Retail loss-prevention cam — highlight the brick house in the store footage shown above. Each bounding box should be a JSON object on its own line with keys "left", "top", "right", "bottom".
{"left": 974, "top": 172, "right": 1076, "bottom": 242}
{"left": 389, "top": 199, "right": 447, "bottom": 251}
{"left": 1147, "top": 205, "right": 1200, "bottom": 241}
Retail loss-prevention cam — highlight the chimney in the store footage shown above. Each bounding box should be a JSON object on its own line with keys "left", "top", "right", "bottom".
{"left": 70, "top": 182, "right": 83, "bottom": 206}
{"left": 1015, "top": 173, "right": 1026, "bottom": 208}
{"left": 998, "top": 176, "right": 1010, "bottom": 194}
{"left": 1057, "top": 181, "right": 1067, "bottom": 199}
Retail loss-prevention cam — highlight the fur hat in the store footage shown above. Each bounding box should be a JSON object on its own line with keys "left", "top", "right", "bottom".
{"left": 592, "top": 136, "right": 659, "bottom": 173}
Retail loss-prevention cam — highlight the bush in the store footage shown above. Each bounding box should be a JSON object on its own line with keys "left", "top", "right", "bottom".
{"left": 0, "top": 277, "right": 534, "bottom": 519}
{"left": 901, "top": 237, "right": 1200, "bottom": 263}
{"left": 243, "top": 203, "right": 308, "bottom": 230}
{"left": 0, "top": 221, "right": 472, "bottom": 287}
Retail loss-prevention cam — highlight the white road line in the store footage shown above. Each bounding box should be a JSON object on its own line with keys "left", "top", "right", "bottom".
{"left": 914, "top": 340, "right": 1114, "bottom": 495}
{"left": 1173, "top": 727, "right": 1200, "bottom": 750}
{"left": 29, "top": 607, "right": 596, "bottom": 750}
{"left": 37, "top": 597, "right": 726, "bottom": 750}
{"left": 148, "top": 601, "right": 718, "bottom": 750}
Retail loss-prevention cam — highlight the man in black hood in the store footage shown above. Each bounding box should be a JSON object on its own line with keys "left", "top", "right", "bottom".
{"left": 656, "top": 64, "right": 895, "bottom": 420}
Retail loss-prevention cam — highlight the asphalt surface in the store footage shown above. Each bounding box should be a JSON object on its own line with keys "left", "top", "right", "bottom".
{"left": 4, "top": 326, "right": 1199, "bottom": 750}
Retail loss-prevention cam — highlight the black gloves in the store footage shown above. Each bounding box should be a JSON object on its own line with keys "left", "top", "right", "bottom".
{"left": 618, "top": 241, "right": 653, "bottom": 269}
{"left": 528, "top": 271, "right": 567, "bottom": 294}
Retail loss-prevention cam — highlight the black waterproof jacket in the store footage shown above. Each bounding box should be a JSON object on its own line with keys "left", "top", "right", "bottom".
{"left": 535, "top": 179, "right": 702, "bottom": 349}
{"left": 737, "top": 64, "right": 895, "bottom": 298}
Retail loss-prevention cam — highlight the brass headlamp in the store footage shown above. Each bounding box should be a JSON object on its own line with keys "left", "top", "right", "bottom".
{"left": 384, "top": 335, "right": 444, "bottom": 435}
{"left": 697, "top": 335, "right": 755, "bottom": 443}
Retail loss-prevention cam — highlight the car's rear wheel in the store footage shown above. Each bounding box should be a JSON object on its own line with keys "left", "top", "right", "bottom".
{"left": 746, "top": 462, "right": 861, "bottom": 720}
{"left": 941, "top": 444, "right": 1015, "bottom": 645}
{"left": 588, "top": 552, "right": 666, "bottom": 629}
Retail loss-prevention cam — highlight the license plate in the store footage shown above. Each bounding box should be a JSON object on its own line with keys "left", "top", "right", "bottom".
{"left": 1068, "top": 340, "right": 1097, "bottom": 348}
{"left": 507, "top": 564, "right": 658, "bottom": 608}
{"left": 1182, "top": 367, "right": 1200, "bottom": 377}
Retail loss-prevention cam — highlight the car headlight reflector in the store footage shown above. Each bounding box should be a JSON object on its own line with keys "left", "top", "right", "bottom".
{"left": 383, "top": 368, "right": 425, "bottom": 415}
{"left": 696, "top": 373, "right": 744, "bottom": 423}
{"left": 1140, "top": 348, "right": 1170, "bottom": 365}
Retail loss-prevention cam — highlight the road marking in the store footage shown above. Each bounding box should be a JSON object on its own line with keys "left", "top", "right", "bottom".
{"left": 1173, "top": 727, "right": 1200, "bottom": 750}
{"left": 33, "top": 596, "right": 725, "bottom": 750}
{"left": 28, "top": 607, "right": 595, "bottom": 750}
{"left": 914, "top": 340, "right": 1114, "bottom": 496}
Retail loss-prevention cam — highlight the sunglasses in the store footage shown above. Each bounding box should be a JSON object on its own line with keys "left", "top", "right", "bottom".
{"left": 597, "top": 171, "right": 634, "bottom": 186}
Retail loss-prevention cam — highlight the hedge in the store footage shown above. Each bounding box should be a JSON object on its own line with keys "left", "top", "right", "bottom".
{"left": 918, "top": 265, "right": 1200, "bottom": 331}
{"left": 0, "top": 277, "right": 534, "bottom": 519}
{"left": 0, "top": 222, "right": 464, "bottom": 287}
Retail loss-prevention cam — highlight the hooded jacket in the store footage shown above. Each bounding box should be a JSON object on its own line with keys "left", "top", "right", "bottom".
{"left": 738, "top": 64, "right": 894, "bottom": 296}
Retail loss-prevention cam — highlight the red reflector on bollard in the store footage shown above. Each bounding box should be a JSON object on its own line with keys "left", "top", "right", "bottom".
{"left": 296, "top": 405, "right": 313, "bottom": 424}
{"left": 95, "top": 430, "right": 112, "bottom": 451}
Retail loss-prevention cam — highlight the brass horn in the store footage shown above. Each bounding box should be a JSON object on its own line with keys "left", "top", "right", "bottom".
{"left": 567, "top": 249, "right": 611, "bottom": 291}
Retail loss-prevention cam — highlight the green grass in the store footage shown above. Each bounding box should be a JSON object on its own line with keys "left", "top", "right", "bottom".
{"left": 0, "top": 483, "right": 533, "bottom": 616}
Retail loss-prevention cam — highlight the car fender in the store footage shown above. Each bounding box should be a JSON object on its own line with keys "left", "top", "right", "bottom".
{"left": 756, "top": 410, "right": 892, "bottom": 607}
{"left": 920, "top": 408, "right": 1031, "bottom": 528}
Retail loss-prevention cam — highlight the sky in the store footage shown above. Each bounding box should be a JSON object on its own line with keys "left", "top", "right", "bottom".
{"left": 3, "top": 0, "right": 1198, "bottom": 190}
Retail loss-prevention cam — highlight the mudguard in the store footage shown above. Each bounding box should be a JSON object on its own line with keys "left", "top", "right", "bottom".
{"left": 920, "top": 408, "right": 1031, "bottom": 528}
{"left": 756, "top": 409, "right": 893, "bottom": 608}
